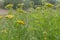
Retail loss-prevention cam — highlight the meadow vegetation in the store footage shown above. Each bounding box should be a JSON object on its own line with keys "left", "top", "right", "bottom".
{"left": 0, "top": 1, "right": 60, "bottom": 40}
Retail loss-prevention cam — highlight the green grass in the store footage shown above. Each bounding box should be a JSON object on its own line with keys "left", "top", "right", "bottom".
{"left": 0, "top": 5, "right": 60, "bottom": 40}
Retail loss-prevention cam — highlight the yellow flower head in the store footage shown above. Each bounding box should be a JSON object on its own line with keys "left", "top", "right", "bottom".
{"left": 0, "top": 16, "right": 3, "bottom": 19}
{"left": 5, "top": 15, "right": 14, "bottom": 19}
{"left": 5, "top": 4, "right": 13, "bottom": 9}
{"left": 46, "top": 3, "right": 54, "bottom": 7}
{"left": 17, "top": 20, "right": 25, "bottom": 25}
{"left": 16, "top": 8, "right": 24, "bottom": 13}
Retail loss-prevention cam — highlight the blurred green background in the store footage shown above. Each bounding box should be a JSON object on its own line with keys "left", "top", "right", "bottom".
{"left": 0, "top": 0, "right": 59, "bottom": 9}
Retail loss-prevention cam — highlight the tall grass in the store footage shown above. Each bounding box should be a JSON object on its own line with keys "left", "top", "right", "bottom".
{"left": 0, "top": 3, "right": 60, "bottom": 40}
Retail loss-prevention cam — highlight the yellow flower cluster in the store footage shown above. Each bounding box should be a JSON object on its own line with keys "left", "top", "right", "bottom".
{"left": 16, "top": 8, "right": 24, "bottom": 13}
{"left": 5, "top": 4, "right": 13, "bottom": 9}
{"left": 17, "top": 20, "right": 25, "bottom": 25}
{"left": 0, "top": 16, "right": 3, "bottom": 19}
{"left": 5, "top": 15, "right": 14, "bottom": 19}
{"left": 0, "top": 15, "right": 25, "bottom": 25}
{"left": 46, "top": 3, "right": 54, "bottom": 7}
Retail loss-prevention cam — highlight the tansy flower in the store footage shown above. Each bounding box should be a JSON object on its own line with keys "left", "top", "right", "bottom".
{"left": 5, "top": 4, "right": 13, "bottom": 9}
{"left": 17, "top": 20, "right": 25, "bottom": 25}
{"left": 16, "top": 8, "right": 24, "bottom": 13}
{"left": 5, "top": 15, "right": 14, "bottom": 19}
{"left": 46, "top": 3, "right": 54, "bottom": 7}
{"left": 0, "top": 16, "right": 3, "bottom": 19}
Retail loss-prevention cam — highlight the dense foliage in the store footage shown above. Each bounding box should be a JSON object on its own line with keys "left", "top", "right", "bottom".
{"left": 0, "top": 3, "right": 60, "bottom": 40}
